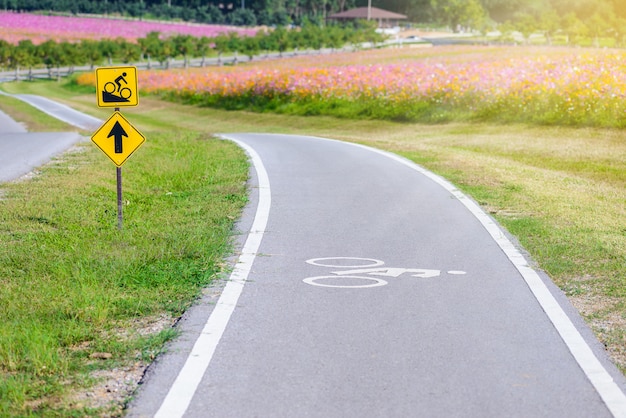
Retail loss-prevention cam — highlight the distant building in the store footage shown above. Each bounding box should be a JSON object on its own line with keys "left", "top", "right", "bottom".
{"left": 328, "top": 7, "right": 408, "bottom": 27}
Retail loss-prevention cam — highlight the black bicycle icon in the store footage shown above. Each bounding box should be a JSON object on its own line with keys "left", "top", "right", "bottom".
{"left": 102, "top": 72, "right": 132, "bottom": 102}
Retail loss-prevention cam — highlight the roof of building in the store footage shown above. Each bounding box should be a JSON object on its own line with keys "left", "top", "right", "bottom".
{"left": 328, "top": 7, "right": 407, "bottom": 20}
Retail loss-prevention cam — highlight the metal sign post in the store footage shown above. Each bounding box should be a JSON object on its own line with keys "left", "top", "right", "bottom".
{"left": 117, "top": 167, "right": 123, "bottom": 230}
{"left": 115, "top": 107, "right": 122, "bottom": 231}
{"left": 91, "top": 66, "right": 144, "bottom": 230}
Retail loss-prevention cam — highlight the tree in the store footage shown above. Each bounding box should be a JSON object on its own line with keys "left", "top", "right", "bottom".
{"left": 37, "top": 40, "right": 58, "bottom": 78}
{"left": 512, "top": 13, "right": 538, "bottom": 44}
{"left": 116, "top": 38, "right": 142, "bottom": 64}
{"left": 300, "top": 20, "right": 324, "bottom": 53}
{"left": 430, "top": 0, "right": 487, "bottom": 32}
{"left": 478, "top": 0, "right": 532, "bottom": 22}
{"left": 497, "top": 20, "right": 517, "bottom": 43}
{"left": 463, "top": 0, "right": 488, "bottom": 32}
{"left": 586, "top": 12, "right": 612, "bottom": 47}
{"left": 80, "top": 39, "right": 104, "bottom": 69}
{"left": 562, "top": 12, "right": 589, "bottom": 44}
{"left": 195, "top": 36, "right": 212, "bottom": 67}
{"left": 240, "top": 34, "right": 260, "bottom": 61}
{"left": 154, "top": 37, "right": 175, "bottom": 68}
{"left": 60, "top": 41, "right": 87, "bottom": 76}
{"left": 11, "top": 39, "right": 39, "bottom": 80}
{"left": 0, "top": 40, "right": 12, "bottom": 70}
{"left": 270, "top": 25, "right": 291, "bottom": 57}
{"left": 255, "top": 29, "right": 273, "bottom": 58}
{"left": 126, "top": 1, "right": 146, "bottom": 18}
{"left": 289, "top": 28, "right": 305, "bottom": 55}
{"left": 227, "top": 32, "right": 241, "bottom": 64}
{"left": 272, "top": 9, "right": 291, "bottom": 26}
{"left": 256, "top": 9, "right": 273, "bottom": 25}
{"left": 323, "top": 25, "right": 346, "bottom": 51}
{"left": 398, "top": 0, "right": 433, "bottom": 22}
{"left": 355, "top": 18, "right": 384, "bottom": 45}
{"left": 583, "top": 3, "right": 616, "bottom": 46}
{"left": 212, "top": 33, "right": 231, "bottom": 65}
{"left": 538, "top": 8, "right": 561, "bottom": 45}
{"left": 99, "top": 39, "right": 120, "bottom": 66}
{"left": 49, "top": 42, "right": 72, "bottom": 81}
{"left": 138, "top": 32, "right": 162, "bottom": 69}
{"left": 550, "top": 0, "right": 605, "bottom": 22}
{"left": 193, "top": 4, "right": 222, "bottom": 23}
{"left": 227, "top": 8, "right": 256, "bottom": 26}
{"left": 12, "top": 40, "right": 39, "bottom": 80}
{"left": 172, "top": 34, "right": 196, "bottom": 68}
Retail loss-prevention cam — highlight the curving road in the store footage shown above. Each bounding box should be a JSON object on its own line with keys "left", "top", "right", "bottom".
{"left": 128, "top": 133, "right": 626, "bottom": 418}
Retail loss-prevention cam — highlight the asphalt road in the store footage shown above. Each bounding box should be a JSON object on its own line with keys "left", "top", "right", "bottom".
{"left": 0, "top": 91, "right": 103, "bottom": 183}
{"left": 0, "top": 108, "right": 84, "bottom": 182}
{"left": 127, "top": 133, "right": 626, "bottom": 418}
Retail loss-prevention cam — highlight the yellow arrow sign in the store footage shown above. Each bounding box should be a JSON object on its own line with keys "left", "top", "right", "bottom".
{"left": 91, "top": 112, "right": 145, "bottom": 166}
{"left": 96, "top": 66, "right": 138, "bottom": 107}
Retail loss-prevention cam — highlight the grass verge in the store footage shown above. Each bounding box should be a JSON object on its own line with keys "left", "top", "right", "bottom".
{"left": 0, "top": 77, "right": 625, "bottom": 414}
{"left": 0, "top": 86, "right": 248, "bottom": 416}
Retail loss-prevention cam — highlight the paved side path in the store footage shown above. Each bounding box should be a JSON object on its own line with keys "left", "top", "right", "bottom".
{"left": 0, "top": 92, "right": 104, "bottom": 182}
{"left": 0, "top": 92, "right": 102, "bottom": 131}
{"left": 0, "top": 109, "right": 83, "bottom": 182}
{"left": 128, "top": 133, "right": 626, "bottom": 418}
{"left": 0, "top": 107, "right": 28, "bottom": 133}
{"left": 0, "top": 129, "right": 83, "bottom": 183}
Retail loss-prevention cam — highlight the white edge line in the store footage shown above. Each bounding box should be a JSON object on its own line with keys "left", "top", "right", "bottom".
{"left": 154, "top": 137, "right": 270, "bottom": 418}
{"left": 342, "top": 140, "right": 626, "bottom": 418}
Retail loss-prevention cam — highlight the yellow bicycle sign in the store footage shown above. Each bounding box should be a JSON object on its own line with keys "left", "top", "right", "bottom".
{"left": 96, "top": 66, "right": 138, "bottom": 107}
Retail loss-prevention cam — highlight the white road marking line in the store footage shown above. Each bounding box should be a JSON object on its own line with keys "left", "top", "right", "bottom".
{"left": 303, "top": 275, "right": 388, "bottom": 288}
{"left": 154, "top": 138, "right": 271, "bottom": 418}
{"left": 306, "top": 256, "right": 385, "bottom": 268}
{"left": 332, "top": 267, "right": 441, "bottom": 278}
{"left": 339, "top": 139, "right": 626, "bottom": 418}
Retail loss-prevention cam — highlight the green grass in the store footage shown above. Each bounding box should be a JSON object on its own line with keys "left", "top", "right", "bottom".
{"left": 1, "top": 77, "right": 625, "bottom": 414}
{"left": 160, "top": 86, "right": 626, "bottom": 129}
{"left": 0, "top": 87, "right": 249, "bottom": 415}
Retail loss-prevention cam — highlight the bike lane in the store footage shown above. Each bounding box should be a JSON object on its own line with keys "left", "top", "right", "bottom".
{"left": 130, "top": 133, "right": 626, "bottom": 418}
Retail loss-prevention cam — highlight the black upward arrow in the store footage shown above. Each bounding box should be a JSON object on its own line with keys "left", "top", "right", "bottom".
{"left": 108, "top": 121, "right": 128, "bottom": 154}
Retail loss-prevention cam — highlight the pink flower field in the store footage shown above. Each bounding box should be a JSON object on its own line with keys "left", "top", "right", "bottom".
{"left": 0, "top": 11, "right": 256, "bottom": 44}
{"left": 124, "top": 46, "right": 626, "bottom": 127}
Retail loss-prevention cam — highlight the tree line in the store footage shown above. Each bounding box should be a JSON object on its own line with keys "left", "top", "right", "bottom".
{"left": 3, "top": 0, "right": 625, "bottom": 29}
{"left": 0, "top": 22, "right": 383, "bottom": 79}
{"left": 3, "top": 0, "right": 625, "bottom": 46}
{"left": 2, "top": 0, "right": 360, "bottom": 26}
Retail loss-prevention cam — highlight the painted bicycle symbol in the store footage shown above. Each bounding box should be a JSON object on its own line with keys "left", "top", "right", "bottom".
{"left": 102, "top": 72, "right": 132, "bottom": 103}
{"left": 303, "top": 257, "right": 466, "bottom": 289}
